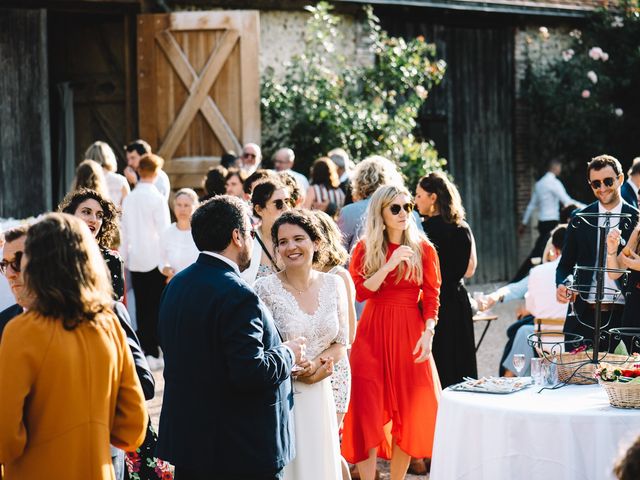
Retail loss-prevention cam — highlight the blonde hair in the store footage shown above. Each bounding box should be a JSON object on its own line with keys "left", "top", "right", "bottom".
{"left": 84, "top": 141, "right": 118, "bottom": 172}
{"left": 361, "top": 185, "right": 426, "bottom": 284}
{"left": 352, "top": 155, "right": 404, "bottom": 201}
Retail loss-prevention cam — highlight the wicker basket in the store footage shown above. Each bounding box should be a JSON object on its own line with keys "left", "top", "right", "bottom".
{"left": 554, "top": 352, "right": 630, "bottom": 385}
{"left": 600, "top": 380, "right": 640, "bottom": 408}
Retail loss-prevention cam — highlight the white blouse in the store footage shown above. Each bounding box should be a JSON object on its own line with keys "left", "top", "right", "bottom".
{"left": 158, "top": 223, "right": 200, "bottom": 274}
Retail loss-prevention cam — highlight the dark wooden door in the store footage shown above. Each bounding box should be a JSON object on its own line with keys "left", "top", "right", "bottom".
{"left": 446, "top": 27, "right": 516, "bottom": 283}
{"left": 0, "top": 8, "right": 52, "bottom": 218}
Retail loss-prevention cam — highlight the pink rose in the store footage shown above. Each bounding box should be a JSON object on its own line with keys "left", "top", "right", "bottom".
{"left": 581, "top": 89, "right": 591, "bottom": 99}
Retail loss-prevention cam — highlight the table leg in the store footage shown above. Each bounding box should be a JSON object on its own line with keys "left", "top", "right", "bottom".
{"left": 475, "top": 320, "right": 492, "bottom": 353}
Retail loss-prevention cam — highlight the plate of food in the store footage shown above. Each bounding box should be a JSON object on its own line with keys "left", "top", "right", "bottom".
{"left": 450, "top": 376, "right": 532, "bottom": 394}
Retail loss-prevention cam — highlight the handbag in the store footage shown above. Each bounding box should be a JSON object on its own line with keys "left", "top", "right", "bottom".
{"left": 125, "top": 417, "right": 174, "bottom": 480}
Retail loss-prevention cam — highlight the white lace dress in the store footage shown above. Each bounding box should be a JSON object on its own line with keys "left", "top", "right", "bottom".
{"left": 255, "top": 272, "right": 348, "bottom": 480}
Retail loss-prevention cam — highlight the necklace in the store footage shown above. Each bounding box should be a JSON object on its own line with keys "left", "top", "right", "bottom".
{"left": 283, "top": 270, "right": 312, "bottom": 295}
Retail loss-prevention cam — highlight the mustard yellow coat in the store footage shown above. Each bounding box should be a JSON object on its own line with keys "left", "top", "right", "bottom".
{"left": 0, "top": 310, "right": 148, "bottom": 479}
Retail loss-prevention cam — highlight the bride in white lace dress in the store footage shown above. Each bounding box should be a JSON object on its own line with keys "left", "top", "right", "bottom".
{"left": 255, "top": 210, "right": 348, "bottom": 480}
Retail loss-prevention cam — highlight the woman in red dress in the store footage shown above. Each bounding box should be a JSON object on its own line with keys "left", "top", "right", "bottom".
{"left": 342, "top": 185, "right": 442, "bottom": 480}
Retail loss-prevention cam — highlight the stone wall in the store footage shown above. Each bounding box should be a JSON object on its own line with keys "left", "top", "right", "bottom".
{"left": 259, "top": 10, "right": 363, "bottom": 78}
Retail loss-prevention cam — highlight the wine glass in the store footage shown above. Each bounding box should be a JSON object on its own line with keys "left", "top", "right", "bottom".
{"left": 288, "top": 330, "right": 304, "bottom": 394}
{"left": 473, "top": 291, "right": 487, "bottom": 314}
{"left": 512, "top": 354, "right": 526, "bottom": 377}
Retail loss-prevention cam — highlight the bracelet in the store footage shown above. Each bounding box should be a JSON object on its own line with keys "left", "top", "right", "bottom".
{"left": 607, "top": 251, "right": 617, "bottom": 256}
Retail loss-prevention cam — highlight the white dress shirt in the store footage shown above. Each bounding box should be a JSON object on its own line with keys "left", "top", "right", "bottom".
{"left": 153, "top": 169, "right": 171, "bottom": 201}
{"left": 121, "top": 182, "right": 171, "bottom": 272}
{"left": 525, "top": 258, "right": 568, "bottom": 319}
{"left": 158, "top": 223, "right": 200, "bottom": 274}
{"left": 201, "top": 251, "right": 240, "bottom": 276}
{"left": 522, "top": 172, "right": 581, "bottom": 224}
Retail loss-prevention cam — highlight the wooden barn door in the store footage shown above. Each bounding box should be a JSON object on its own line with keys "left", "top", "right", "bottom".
{"left": 0, "top": 8, "right": 52, "bottom": 218}
{"left": 137, "top": 11, "right": 260, "bottom": 189}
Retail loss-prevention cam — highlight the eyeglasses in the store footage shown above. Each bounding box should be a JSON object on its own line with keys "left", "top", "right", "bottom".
{"left": 589, "top": 177, "right": 616, "bottom": 189}
{"left": 272, "top": 198, "right": 295, "bottom": 210}
{"left": 0, "top": 251, "right": 23, "bottom": 275}
{"left": 389, "top": 203, "right": 415, "bottom": 215}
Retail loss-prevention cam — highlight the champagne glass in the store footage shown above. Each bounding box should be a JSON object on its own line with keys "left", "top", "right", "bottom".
{"left": 288, "top": 330, "right": 304, "bottom": 394}
{"left": 513, "top": 354, "right": 526, "bottom": 377}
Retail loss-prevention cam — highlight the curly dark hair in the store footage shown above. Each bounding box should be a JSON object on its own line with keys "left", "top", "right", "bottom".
{"left": 25, "top": 213, "right": 114, "bottom": 330}
{"left": 271, "top": 209, "right": 327, "bottom": 266}
{"left": 58, "top": 188, "right": 120, "bottom": 249}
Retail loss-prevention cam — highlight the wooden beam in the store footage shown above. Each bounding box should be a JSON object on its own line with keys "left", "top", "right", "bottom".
{"left": 239, "top": 11, "right": 261, "bottom": 144}
{"left": 155, "top": 30, "right": 241, "bottom": 153}
{"left": 157, "top": 28, "right": 239, "bottom": 159}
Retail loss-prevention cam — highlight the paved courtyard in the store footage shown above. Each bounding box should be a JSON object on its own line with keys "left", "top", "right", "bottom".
{"left": 147, "top": 282, "right": 520, "bottom": 478}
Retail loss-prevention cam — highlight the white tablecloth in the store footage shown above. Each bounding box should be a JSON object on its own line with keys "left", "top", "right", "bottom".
{"left": 430, "top": 384, "right": 640, "bottom": 480}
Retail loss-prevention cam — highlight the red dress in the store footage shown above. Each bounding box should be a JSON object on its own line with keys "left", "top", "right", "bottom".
{"left": 341, "top": 240, "right": 442, "bottom": 463}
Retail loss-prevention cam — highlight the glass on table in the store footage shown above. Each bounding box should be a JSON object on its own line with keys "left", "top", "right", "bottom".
{"left": 512, "top": 354, "right": 526, "bottom": 376}
{"left": 531, "top": 358, "right": 544, "bottom": 385}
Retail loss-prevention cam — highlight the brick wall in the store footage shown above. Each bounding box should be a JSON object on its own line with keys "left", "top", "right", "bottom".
{"left": 513, "top": 25, "right": 573, "bottom": 263}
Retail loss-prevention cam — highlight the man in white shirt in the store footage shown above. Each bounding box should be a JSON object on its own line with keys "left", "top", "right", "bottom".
{"left": 515, "top": 158, "right": 583, "bottom": 280}
{"left": 556, "top": 155, "right": 639, "bottom": 348}
{"left": 272, "top": 147, "right": 310, "bottom": 194}
{"left": 502, "top": 225, "right": 568, "bottom": 376}
{"left": 121, "top": 154, "right": 171, "bottom": 360}
{"left": 123, "top": 139, "right": 171, "bottom": 201}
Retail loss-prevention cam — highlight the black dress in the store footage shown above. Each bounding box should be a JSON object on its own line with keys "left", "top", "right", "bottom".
{"left": 101, "top": 247, "right": 125, "bottom": 301}
{"left": 423, "top": 215, "right": 478, "bottom": 388}
{"left": 623, "top": 269, "right": 640, "bottom": 329}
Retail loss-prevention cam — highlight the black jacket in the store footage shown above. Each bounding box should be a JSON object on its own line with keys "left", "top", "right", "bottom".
{"left": 156, "top": 253, "right": 295, "bottom": 475}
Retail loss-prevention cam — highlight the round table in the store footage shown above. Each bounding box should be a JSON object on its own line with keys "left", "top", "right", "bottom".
{"left": 430, "top": 384, "right": 640, "bottom": 480}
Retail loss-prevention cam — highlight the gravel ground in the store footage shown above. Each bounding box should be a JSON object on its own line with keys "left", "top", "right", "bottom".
{"left": 147, "top": 282, "right": 522, "bottom": 479}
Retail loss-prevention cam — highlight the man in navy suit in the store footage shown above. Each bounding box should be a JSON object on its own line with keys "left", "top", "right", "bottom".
{"left": 556, "top": 155, "right": 639, "bottom": 345}
{"left": 621, "top": 158, "right": 640, "bottom": 209}
{"left": 157, "top": 195, "right": 305, "bottom": 480}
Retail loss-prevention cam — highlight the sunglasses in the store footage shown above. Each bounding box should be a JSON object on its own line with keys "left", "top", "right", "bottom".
{"left": 389, "top": 203, "right": 415, "bottom": 215}
{"left": 589, "top": 177, "right": 616, "bottom": 189}
{"left": 272, "top": 198, "right": 295, "bottom": 210}
{"left": 0, "top": 251, "right": 23, "bottom": 275}
{"left": 242, "top": 152, "right": 257, "bottom": 159}
{"left": 249, "top": 230, "right": 256, "bottom": 239}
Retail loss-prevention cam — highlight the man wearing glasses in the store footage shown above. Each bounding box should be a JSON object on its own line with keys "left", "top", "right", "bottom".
{"left": 239, "top": 143, "right": 262, "bottom": 175}
{"left": 556, "top": 155, "right": 639, "bottom": 343}
{"left": 0, "top": 226, "right": 29, "bottom": 339}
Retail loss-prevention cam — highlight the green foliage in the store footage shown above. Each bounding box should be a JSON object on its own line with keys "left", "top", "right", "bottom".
{"left": 261, "top": 2, "right": 447, "bottom": 189}
{"left": 523, "top": 0, "right": 640, "bottom": 199}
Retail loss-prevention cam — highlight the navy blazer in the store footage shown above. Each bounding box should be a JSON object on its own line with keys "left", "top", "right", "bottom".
{"left": 156, "top": 253, "right": 294, "bottom": 475}
{"left": 621, "top": 181, "right": 639, "bottom": 209}
{"left": 0, "top": 303, "right": 24, "bottom": 340}
{"left": 556, "top": 200, "right": 639, "bottom": 288}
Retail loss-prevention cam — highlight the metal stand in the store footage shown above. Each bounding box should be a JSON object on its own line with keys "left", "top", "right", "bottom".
{"left": 528, "top": 211, "right": 634, "bottom": 390}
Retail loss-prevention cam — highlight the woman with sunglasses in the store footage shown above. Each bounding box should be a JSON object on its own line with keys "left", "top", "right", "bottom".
{"left": 241, "top": 179, "right": 294, "bottom": 285}
{"left": 415, "top": 172, "right": 478, "bottom": 390}
{"left": 59, "top": 188, "right": 124, "bottom": 301}
{"left": 341, "top": 185, "right": 441, "bottom": 480}
{"left": 0, "top": 213, "right": 147, "bottom": 479}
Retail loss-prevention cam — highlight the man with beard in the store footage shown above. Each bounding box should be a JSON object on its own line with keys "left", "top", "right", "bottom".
{"left": 156, "top": 195, "right": 306, "bottom": 480}
{"left": 556, "top": 155, "right": 639, "bottom": 344}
